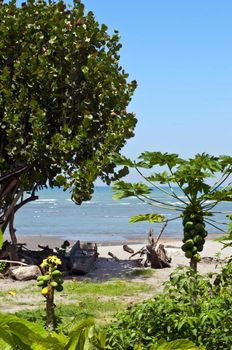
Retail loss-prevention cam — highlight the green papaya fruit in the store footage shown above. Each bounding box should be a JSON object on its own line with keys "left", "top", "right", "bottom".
{"left": 37, "top": 280, "right": 46, "bottom": 287}
{"left": 193, "top": 253, "right": 201, "bottom": 262}
{"left": 42, "top": 275, "right": 50, "bottom": 282}
{"left": 55, "top": 284, "right": 63, "bottom": 292}
{"left": 193, "top": 235, "right": 204, "bottom": 245}
{"left": 37, "top": 275, "right": 44, "bottom": 282}
{"left": 52, "top": 270, "right": 61, "bottom": 277}
{"left": 185, "top": 221, "right": 194, "bottom": 231}
{"left": 185, "top": 251, "right": 193, "bottom": 259}
{"left": 55, "top": 277, "right": 64, "bottom": 285}
{"left": 51, "top": 281, "right": 58, "bottom": 288}
{"left": 185, "top": 239, "right": 194, "bottom": 249}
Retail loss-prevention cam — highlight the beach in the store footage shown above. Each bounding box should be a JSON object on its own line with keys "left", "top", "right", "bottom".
{"left": 0, "top": 235, "right": 232, "bottom": 314}
{"left": 2, "top": 234, "right": 232, "bottom": 286}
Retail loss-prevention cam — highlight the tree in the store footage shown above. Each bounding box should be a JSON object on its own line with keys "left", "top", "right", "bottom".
{"left": 0, "top": 0, "right": 137, "bottom": 240}
{"left": 112, "top": 152, "right": 232, "bottom": 271}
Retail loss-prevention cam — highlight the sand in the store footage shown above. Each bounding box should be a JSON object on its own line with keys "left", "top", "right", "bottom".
{"left": 0, "top": 235, "right": 231, "bottom": 313}
{"left": 2, "top": 235, "right": 232, "bottom": 285}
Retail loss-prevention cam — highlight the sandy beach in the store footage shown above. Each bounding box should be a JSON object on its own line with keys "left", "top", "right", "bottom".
{"left": 2, "top": 234, "right": 232, "bottom": 286}
{"left": 0, "top": 235, "right": 231, "bottom": 313}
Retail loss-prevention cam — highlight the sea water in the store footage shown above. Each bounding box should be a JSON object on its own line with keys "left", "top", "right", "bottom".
{"left": 14, "top": 186, "right": 231, "bottom": 242}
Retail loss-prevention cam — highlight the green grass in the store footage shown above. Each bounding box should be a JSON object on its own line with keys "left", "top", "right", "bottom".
{"left": 15, "top": 279, "right": 154, "bottom": 329}
{"left": 64, "top": 279, "right": 152, "bottom": 296}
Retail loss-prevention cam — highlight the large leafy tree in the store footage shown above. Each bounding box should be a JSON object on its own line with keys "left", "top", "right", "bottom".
{"left": 0, "top": 0, "right": 137, "bottom": 237}
{"left": 113, "top": 152, "right": 232, "bottom": 271}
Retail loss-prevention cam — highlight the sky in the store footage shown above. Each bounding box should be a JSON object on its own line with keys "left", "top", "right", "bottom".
{"left": 83, "top": 0, "right": 232, "bottom": 161}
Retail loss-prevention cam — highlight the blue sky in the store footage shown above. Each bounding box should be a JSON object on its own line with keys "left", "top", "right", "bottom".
{"left": 83, "top": 0, "right": 232, "bottom": 160}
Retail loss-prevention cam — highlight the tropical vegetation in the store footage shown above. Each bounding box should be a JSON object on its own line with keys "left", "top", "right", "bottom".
{"left": 0, "top": 0, "right": 136, "bottom": 238}
{"left": 112, "top": 152, "right": 232, "bottom": 270}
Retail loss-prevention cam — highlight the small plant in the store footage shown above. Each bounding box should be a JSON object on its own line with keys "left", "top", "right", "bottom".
{"left": 0, "top": 260, "right": 7, "bottom": 272}
{"left": 38, "top": 255, "right": 64, "bottom": 331}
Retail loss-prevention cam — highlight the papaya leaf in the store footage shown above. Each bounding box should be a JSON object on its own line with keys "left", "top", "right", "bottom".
{"left": 0, "top": 324, "right": 16, "bottom": 349}
{"left": 111, "top": 154, "right": 135, "bottom": 167}
{"left": 138, "top": 151, "right": 182, "bottom": 168}
{"left": 146, "top": 171, "right": 172, "bottom": 184}
{"left": 112, "top": 181, "right": 151, "bottom": 200}
{"left": 0, "top": 339, "right": 12, "bottom": 350}
{"left": 152, "top": 338, "right": 206, "bottom": 349}
{"left": 66, "top": 318, "right": 95, "bottom": 350}
{"left": 204, "top": 190, "right": 232, "bottom": 202}
{"left": 219, "top": 155, "right": 232, "bottom": 168}
{"left": 130, "top": 213, "right": 165, "bottom": 224}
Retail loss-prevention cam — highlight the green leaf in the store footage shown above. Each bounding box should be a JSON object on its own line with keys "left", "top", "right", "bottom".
{"left": 130, "top": 213, "right": 165, "bottom": 224}
{"left": 137, "top": 151, "right": 182, "bottom": 169}
{"left": 147, "top": 171, "right": 172, "bottom": 184}
{"left": 111, "top": 154, "right": 135, "bottom": 167}
{"left": 154, "top": 338, "right": 206, "bottom": 349}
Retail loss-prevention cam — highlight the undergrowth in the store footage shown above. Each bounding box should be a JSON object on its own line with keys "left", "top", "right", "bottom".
{"left": 106, "top": 259, "right": 232, "bottom": 350}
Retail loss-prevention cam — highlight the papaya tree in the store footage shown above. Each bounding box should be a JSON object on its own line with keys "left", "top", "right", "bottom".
{"left": 112, "top": 152, "right": 232, "bottom": 271}
{"left": 0, "top": 0, "right": 137, "bottom": 242}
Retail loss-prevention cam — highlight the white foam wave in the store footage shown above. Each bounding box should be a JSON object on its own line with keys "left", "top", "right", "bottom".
{"left": 35, "top": 199, "right": 57, "bottom": 203}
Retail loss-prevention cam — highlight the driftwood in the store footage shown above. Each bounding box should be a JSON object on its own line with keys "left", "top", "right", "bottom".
{"left": 129, "top": 246, "right": 147, "bottom": 259}
{"left": 123, "top": 245, "right": 134, "bottom": 254}
{"left": 108, "top": 252, "right": 120, "bottom": 261}
{"left": 128, "top": 224, "right": 171, "bottom": 269}
{"left": 0, "top": 259, "right": 28, "bottom": 266}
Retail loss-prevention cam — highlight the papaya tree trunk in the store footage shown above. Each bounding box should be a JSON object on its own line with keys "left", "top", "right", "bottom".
{"left": 46, "top": 283, "right": 56, "bottom": 331}
{"left": 190, "top": 258, "right": 197, "bottom": 273}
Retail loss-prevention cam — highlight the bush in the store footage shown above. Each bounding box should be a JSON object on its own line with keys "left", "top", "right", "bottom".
{"left": 106, "top": 261, "right": 232, "bottom": 350}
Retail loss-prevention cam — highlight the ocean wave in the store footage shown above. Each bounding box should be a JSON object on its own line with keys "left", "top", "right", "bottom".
{"left": 34, "top": 199, "right": 57, "bottom": 203}
{"left": 165, "top": 201, "right": 185, "bottom": 206}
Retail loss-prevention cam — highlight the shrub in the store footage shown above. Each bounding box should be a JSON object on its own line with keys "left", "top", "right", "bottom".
{"left": 106, "top": 261, "right": 232, "bottom": 350}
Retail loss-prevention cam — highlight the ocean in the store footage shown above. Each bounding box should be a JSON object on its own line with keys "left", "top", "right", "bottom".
{"left": 14, "top": 186, "right": 231, "bottom": 243}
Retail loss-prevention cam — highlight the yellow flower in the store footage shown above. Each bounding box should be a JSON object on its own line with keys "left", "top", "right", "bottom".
{"left": 47, "top": 255, "right": 61, "bottom": 266}
{"left": 40, "top": 259, "right": 48, "bottom": 270}
{"left": 8, "top": 290, "right": 16, "bottom": 296}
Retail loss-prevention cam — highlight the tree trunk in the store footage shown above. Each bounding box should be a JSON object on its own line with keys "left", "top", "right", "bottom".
{"left": 9, "top": 212, "right": 18, "bottom": 261}
{"left": 46, "top": 284, "right": 56, "bottom": 331}
{"left": 190, "top": 258, "right": 197, "bottom": 272}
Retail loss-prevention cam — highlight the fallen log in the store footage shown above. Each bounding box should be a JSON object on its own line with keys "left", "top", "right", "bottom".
{"left": 123, "top": 245, "right": 134, "bottom": 254}
{"left": 129, "top": 246, "right": 147, "bottom": 259}
{"left": 0, "top": 259, "right": 28, "bottom": 266}
{"left": 108, "top": 252, "right": 120, "bottom": 261}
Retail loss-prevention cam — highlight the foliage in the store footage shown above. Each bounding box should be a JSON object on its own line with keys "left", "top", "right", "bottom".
{"left": 217, "top": 214, "right": 232, "bottom": 248}
{"left": 106, "top": 261, "right": 232, "bottom": 350}
{"left": 150, "top": 339, "right": 205, "bottom": 350}
{"left": 112, "top": 152, "right": 232, "bottom": 269}
{"left": 0, "top": 314, "right": 107, "bottom": 349}
{"left": 0, "top": 311, "right": 206, "bottom": 349}
{"left": 0, "top": 0, "right": 137, "bottom": 234}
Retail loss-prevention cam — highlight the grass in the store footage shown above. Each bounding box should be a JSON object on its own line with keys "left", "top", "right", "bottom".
{"left": 14, "top": 279, "right": 155, "bottom": 329}
{"left": 64, "top": 279, "right": 152, "bottom": 296}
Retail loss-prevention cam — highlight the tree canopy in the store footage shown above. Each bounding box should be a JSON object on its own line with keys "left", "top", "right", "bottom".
{"left": 0, "top": 0, "right": 137, "bottom": 233}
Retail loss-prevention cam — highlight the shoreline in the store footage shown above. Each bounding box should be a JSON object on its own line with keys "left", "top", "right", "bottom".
{"left": 3, "top": 233, "right": 232, "bottom": 262}
{"left": 5, "top": 232, "right": 224, "bottom": 250}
